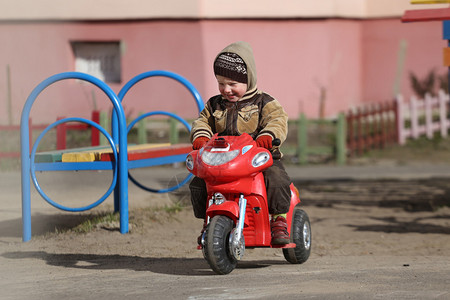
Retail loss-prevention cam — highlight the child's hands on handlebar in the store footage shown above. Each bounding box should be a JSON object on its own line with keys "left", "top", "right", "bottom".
{"left": 256, "top": 136, "right": 281, "bottom": 150}
{"left": 193, "top": 137, "right": 209, "bottom": 150}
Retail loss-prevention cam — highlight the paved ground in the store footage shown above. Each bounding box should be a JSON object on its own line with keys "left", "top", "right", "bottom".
{"left": 0, "top": 162, "right": 449, "bottom": 299}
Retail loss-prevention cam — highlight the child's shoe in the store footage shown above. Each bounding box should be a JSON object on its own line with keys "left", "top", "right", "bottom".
{"left": 271, "top": 216, "right": 290, "bottom": 245}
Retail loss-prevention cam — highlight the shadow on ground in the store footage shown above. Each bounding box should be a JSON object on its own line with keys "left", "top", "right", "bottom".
{"left": 294, "top": 177, "right": 450, "bottom": 211}
{"left": 0, "top": 213, "right": 110, "bottom": 238}
{"left": 346, "top": 215, "right": 450, "bottom": 234}
{"left": 1, "top": 251, "right": 277, "bottom": 276}
{"left": 3, "top": 178, "right": 450, "bottom": 240}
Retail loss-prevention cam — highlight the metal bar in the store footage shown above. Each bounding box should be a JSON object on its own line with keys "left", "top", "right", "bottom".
{"left": 91, "top": 110, "right": 100, "bottom": 146}
{"left": 169, "top": 117, "right": 179, "bottom": 144}
{"left": 297, "top": 113, "right": 307, "bottom": 165}
{"left": 56, "top": 117, "right": 66, "bottom": 150}
{"left": 138, "top": 112, "right": 147, "bottom": 144}
{"left": 34, "top": 161, "right": 114, "bottom": 171}
{"left": 99, "top": 111, "right": 109, "bottom": 146}
{"left": 6, "top": 64, "right": 12, "bottom": 125}
{"left": 236, "top": 194, "right": 247, "bottom": 243}
{"left": 20, "top": 72, "right": 127, "bottom": 241}
{"left": 336, "top": 113, "right": 346, "bottom": 165}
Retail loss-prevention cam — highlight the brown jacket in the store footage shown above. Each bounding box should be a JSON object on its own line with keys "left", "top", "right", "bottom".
{"left": 190, "top": 41, "right": 288, "bottom": 159}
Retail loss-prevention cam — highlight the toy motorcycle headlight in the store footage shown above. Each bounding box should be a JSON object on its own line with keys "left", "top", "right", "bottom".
{"left": 201, "top": 149, "right": 240, "bottom": 166}
{"left": 186, "top": 154, "right": 194, "bottom": 170}
{"left": 252, "top": 152, "right": 270, "bottom": 167}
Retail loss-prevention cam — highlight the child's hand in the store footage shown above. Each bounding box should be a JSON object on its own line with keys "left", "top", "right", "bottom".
{"left": 193, "top": 137, "right": 209, "bottom": 150}
{"left": 256, "top": 136, "right": 272, "bottom": 149}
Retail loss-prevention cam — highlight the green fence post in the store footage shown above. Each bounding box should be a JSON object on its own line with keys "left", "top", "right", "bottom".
{"left": 99, "top": 111, "right": 109, "bottom": 146}
{"left": 336, "top": 113, "right": 347, "bottom": 165}
{"left": 298, "top": 113, "right": 308, "bottom": 165}
{"left": 138, "top": 112, "right": 147, "bottom": 144}
{"left": 169, "top": 117, "right": 179, "bottom": 144}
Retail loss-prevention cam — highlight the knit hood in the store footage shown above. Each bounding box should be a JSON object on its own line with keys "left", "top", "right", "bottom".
{"left": 214, "top": 41, "right": 259, "bottom": 101}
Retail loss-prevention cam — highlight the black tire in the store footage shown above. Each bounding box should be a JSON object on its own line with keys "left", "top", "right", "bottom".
{"left": 203, "top": 215, "right": 237, "bottom": 275}
{"left": 283, "top": 207, "right": 311, "bottom": 264}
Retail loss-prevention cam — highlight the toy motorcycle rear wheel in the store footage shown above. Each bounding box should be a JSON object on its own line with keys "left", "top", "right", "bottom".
{"left": 203, "top": 215, "right": 237, "bottom": 275}
{"left": 283, "top": 206, "right": 311, "bottom": 264}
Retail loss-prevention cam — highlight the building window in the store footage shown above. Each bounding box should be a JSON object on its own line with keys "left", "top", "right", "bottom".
{"left": 72, "top": 41, "right": 122, "bottom": 83}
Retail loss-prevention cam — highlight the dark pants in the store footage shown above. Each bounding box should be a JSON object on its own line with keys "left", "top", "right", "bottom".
{"left": 189, "top": 160, "right": 292, "bottom": 219}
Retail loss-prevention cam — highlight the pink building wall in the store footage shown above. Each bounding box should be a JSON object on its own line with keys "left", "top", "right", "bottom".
{"left": 0, "top": 21, "right": 207, "bottom": 125}
{"left": 362, "top": 19, "right": 446, "bottom": 104}
{"left": 200, "top": 19, "right": 364, "bottom": 119}
{"left": 0, "top": 18, "right": 445, "bottom": 125}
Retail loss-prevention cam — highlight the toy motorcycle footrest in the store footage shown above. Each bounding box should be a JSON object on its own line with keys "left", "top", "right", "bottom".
{"left": 270, "top": 243, "right": 296, "bottom": 249}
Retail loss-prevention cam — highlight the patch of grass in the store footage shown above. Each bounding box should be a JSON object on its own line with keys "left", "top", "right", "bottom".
{"left": 53, "top": 203, "right": 186, "bottom": 235}
{"left": 61, "top": 212, "right": 120, "bottom": 234}
{"left": 163, "top": 201, "right": 184, "bottom": 214}
{"left": 48, "top": 207, "right": 171, "bottom": 236}
{"left": 130, "top": 203, "right": 186, "bottom": 230}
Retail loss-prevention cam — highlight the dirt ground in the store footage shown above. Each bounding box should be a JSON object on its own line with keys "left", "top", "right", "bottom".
{"left": 10, "top": 173, "right": 450, "bottom": 258}
{"left": 1, "top": 160, "right": 450, "bottom": 299}
{"left": 12, "top": 200, "right": 450, "bottom": 259}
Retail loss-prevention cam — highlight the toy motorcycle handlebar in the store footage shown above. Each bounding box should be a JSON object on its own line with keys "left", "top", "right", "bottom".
{"left": 199, "top": 134, "right": 281, "bottom": 148}
{"left": 272, "top": 138, "right": 281, "bottom": 147}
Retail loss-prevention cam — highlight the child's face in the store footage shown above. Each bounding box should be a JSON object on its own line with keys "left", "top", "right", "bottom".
{"left": 216, "top": 75, "right": 248, "bottom": 102}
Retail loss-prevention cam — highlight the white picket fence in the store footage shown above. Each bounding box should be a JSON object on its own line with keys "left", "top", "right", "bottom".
{"left": 396, "top": 91, "right": 450, "bottom": 145}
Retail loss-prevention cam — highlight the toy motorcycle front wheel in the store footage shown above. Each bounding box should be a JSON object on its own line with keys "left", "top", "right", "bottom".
{"left": 203, "top": 215, "right": 237, "bottom": 275}
{"left": 283, "top": 206, "right": 312, "bottom": 264}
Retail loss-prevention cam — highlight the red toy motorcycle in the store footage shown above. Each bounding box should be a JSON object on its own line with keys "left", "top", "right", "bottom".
{"left": 186, "top": 133, "right": 311, "bottom": 274}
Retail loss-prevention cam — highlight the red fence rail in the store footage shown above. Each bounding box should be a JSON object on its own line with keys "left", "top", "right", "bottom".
{"left": 346, "top": 101, "right": 398, "bottom": 156}
{"left": 55, "top": 110, "right": 100, "bottom": 149}
{"left": 0, "top": 111, "right": 100, "bottom": 159}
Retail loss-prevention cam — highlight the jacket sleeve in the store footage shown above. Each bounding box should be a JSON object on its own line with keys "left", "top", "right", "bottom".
{"left": 190, "top": 102, "right": 215, "bottom": 143}
{"left": 257, "top": 99, "right": 288, "bottom": 143}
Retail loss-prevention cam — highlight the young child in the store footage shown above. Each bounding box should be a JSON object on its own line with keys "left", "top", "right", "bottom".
{"left": 189, "top": 41, "right": 292, "bottom": 245}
